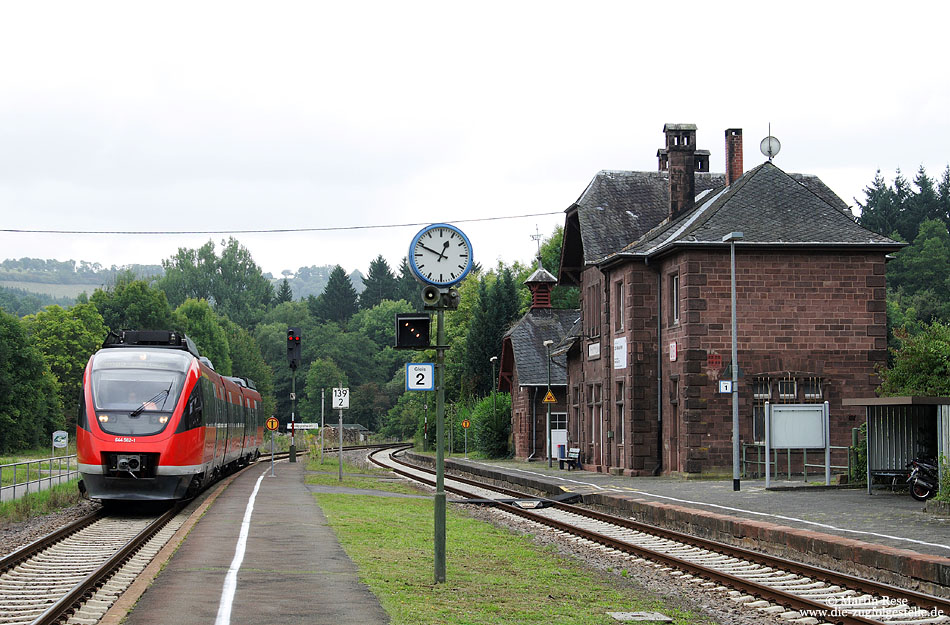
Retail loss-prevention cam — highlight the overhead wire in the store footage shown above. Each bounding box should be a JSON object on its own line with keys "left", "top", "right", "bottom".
{"left": 0, "top": 211, "right": 563, "bottom": 236}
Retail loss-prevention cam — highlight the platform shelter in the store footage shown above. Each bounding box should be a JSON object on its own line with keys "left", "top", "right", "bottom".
{"left": 842, "top": 396, "right": 949, "bottom": 494}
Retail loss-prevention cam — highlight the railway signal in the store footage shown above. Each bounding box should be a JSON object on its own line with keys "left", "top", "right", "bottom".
{"left": 286, "top": 327, "right": 302, "bottom": 369}
{"left": 286, "top": 327, "right": 301, "bottom": 462}
{"left": 395, "top": 313, "right": 431, "bottom": 349}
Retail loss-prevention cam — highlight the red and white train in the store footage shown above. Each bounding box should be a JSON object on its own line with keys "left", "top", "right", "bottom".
{"left": 77, "top": 330, "right": 264, "bottom": 501}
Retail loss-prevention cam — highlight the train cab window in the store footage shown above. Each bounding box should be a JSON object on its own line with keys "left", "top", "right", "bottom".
{"left": 90, "top": 350, "right": 189, "bottom": 436}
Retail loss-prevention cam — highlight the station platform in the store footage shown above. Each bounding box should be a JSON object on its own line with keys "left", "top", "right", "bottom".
{"left": 411, "top": 452, "right": 950, "bottom": 597}
{"left": 109, "top": 460, "right": 389, "bottom": 625}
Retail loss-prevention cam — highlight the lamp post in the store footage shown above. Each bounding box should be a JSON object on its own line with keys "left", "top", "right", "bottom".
{"left": 722, "top": 231, "right": 743, "bottom": 491}
{"left": 543, "top": 340, "right": 554, "bottom": 468}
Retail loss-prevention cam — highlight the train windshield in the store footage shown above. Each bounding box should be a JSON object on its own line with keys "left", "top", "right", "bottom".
{"left": 91, "top": 350, "right": 191, "bottom": 435}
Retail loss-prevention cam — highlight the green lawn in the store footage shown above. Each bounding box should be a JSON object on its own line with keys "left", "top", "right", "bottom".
{"left": 313, "top": 464, "right": 710, "bottom": 625}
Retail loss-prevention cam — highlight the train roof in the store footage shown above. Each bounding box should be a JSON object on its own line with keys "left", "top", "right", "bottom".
{"left": 102, "top": 330, "right": 200, "bottom": 359}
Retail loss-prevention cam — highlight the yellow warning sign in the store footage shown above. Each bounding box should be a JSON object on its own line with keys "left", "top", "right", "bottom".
{"left": 542, "top": 390, "right": 557, "bottom": 404}
{"left": 265, "top": 417, "right": 280, "bottom": 431}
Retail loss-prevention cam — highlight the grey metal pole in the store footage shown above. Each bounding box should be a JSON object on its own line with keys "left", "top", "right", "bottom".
{"left": 435, "top": 303, "right": 447, "bottom": 583}
{"left": 270, "top": 430, "right": 275, "bottom": 477}
{"left": 338, "top": 407, "right": 343, "bottom": 482}
{"left": 729, "top": 235, "right": 741, "bottom": 491}
{"left": 290, "top": 370, "right": 297, "bottom": 463}
{"left": 544, "top": 340, "right": 553, "bottom": 467}
{"left": 320, "top": 388, "right": 325, "bottom": 464}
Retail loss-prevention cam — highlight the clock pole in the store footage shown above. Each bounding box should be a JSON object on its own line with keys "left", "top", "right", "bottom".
{"left": 405, "top": 222, "right": 471, "bottom": 585}
{"left": 434, "top": 298, "right": 447, "bottom": 584}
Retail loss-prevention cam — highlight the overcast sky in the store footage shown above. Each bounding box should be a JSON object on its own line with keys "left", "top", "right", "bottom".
{"left": 1, "top": 1, "right": 948, "bottom": 279}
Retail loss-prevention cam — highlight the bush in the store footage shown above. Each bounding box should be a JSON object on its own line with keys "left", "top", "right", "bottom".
{"left": 472, "top": 392, "right": 512, "bottom": 458}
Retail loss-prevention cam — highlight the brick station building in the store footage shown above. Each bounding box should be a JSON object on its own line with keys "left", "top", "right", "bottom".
{"left": 499, "top": 264, "right": 578, "bottom": 460}
{"left": 552, "top": 124, "right": 902, "bottom": 476}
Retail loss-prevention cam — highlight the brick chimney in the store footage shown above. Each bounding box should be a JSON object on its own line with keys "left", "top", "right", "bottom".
{"left": 664, "top": 123, "right": 697, "bottom": 219}
{"left": 725, "top": 128, "right": 743, "bottom": 186}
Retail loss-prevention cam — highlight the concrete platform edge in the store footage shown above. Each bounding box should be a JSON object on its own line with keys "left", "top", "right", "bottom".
{"left": 98, "top": 471, "right": 242, "bottom": 625}
{"left": 405, "top": 452, "right": 950, "bottom": 597}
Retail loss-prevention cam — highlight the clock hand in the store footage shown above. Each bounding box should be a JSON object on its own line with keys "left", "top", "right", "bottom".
{"left": 417, "top": 243, "right": 444, "bottom": 257}
{"left": 438, "top": 240, "right": 450, "bottom": 260}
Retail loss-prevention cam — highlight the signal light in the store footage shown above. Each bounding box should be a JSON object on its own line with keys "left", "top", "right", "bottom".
{"left": 287, "top": 327, "right": 302, "bottom": 369}
{"left": 395, "top": 313, "right": 431, "bottom": 349}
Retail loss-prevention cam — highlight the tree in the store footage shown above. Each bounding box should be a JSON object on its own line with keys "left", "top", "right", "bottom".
{"left": 359, "top": 255, "right": 398, "bottom": 310}
{"left": 302, "top": 358, "right": 347, "bottom": 423}
{"left": 886, "top": 219, "right": 950, "bottom": 304}
{"left": 24, "top": 303, "right": 108, "bottom": 427}
{"left": 224, "top": 319, "right": 276, "bottom": 418}
{"left": 173, "top": 299, "right": 232, "bottom": 375}
{"left": 158, "top": 238, "right": 274, "bottom": 328}
{"left": 0, "top": 310, "right": 63, "bottom": 453}
{"left": 274, "top": 279, "right": 294, "bottom": 305}
{"left": 396, "top": 257, "right": 422, "bottom": 309}
{"left": 463, "top": 277, "right": 496, "bottom": 398}
{"left": 308, "top": 265, "right": 359, "bottom": 324}
{"left": 878, "top": 321, "right": 950, "bottom": 396}
{"left": 856, "top": 170, "right": 900, "bottom": 238}
{"left": 90, "top": 279, "right": 173, "bottom": 332}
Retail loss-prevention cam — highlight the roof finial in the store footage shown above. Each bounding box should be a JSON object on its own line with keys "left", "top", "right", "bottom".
{"left": 530, "top": 225, "right": 544, "bottom": 270}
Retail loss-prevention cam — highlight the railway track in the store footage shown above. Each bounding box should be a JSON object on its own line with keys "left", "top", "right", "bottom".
{"left": 0, "top": 450, "right": 305, "bottom": 625}
{"left": 0, "top": 503, "right": 187, "bottom": 625}
{"left": 371, "top": 446, "right": 950, "bottom": 625}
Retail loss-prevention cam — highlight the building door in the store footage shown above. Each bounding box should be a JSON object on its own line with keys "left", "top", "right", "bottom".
{"left": 550, "top": 412, "right": 568, "bottom": 459}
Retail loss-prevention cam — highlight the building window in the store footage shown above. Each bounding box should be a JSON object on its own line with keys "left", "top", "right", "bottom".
{"left": 615, "top": 381, "right": 625, "bottom": 446}
{"left": 753, "top": 379, "right": 771, "bottom": 400}
{"left": 571, "top": 385, "right": 580, "bottom": 443}
{"left": 552, "top": 412, "right": 567, "bottom": 430}
{"left": 669, "top": 274, "right": 680, "bottom": 325}
{"left": 613, "top": 280, "right": 624, "bottom": 332}
{"left": 586, "top": 384, "right": 594, "bottom": 443}
{"left": 803, "top": 379, "right": 822, "bottom": 401}
{"left": 778, "top": 380, "right": 797, "bottom": 401}
{"left": 585, "top": 282, "right": 602, "bottom": 339}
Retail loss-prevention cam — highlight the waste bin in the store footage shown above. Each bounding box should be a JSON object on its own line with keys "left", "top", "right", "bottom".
{"left": 557, "top": 444, "right": 566, "bottom": 459}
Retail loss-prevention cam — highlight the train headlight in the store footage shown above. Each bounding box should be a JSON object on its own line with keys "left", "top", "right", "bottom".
{"left": 159, "top": 415, "right": 169, "bottom": 424}
{"left": 98, "top": 415, "right": 109, "bottom": 423}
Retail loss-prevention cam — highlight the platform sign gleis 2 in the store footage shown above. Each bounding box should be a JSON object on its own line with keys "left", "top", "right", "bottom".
{"left": 406, "top": 363, "right": 435, "bottom": 391}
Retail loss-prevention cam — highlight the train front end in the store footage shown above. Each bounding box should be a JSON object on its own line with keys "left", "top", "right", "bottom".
{"left": 77, "top": 331, "right": 202, "bottom": 501}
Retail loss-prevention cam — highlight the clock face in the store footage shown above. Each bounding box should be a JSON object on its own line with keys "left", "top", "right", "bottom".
{"left": 409, "top": 224, "right": 473, "bottom": 286}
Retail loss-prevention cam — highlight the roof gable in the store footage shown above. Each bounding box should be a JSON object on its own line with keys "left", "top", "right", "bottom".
{"left": 502, "top": 308, "right": 578, "bottom": 386}
{"left": 620, "top": 162, "right": 901, "bottom": 257}
{"left": 559, "top": 170, "right": 725, "bottom": 282}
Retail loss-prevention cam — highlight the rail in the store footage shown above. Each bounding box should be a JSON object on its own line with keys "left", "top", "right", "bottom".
{"left": 740, "top": 443, "right": 850, "bottom": 481}
{"left": 0, "top": 454, "right": 79, "bottom": 501}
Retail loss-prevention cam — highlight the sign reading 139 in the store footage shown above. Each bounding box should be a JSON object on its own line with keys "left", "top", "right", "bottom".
{"left": 332, "top": 387, "right": 350, "bottom": 410}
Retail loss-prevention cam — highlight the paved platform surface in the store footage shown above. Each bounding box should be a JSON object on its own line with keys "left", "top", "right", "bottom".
{"left": 449, "top": 457, "right": 950, "bottom": 558}
{"left": 122, "top": 461, "right": 389, "bottom": 625}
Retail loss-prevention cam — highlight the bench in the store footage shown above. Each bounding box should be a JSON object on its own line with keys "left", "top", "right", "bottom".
{"left": 558, "top": 447, "right": 580, "bottom": 471}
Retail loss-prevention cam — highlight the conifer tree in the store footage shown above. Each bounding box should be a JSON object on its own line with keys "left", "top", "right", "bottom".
{"left": 309, "top": 265, "right": 359, "bottom": 324}
{"left": 359, "top": 255, "right": 398, "bottom": 309}
{"left": 274, "top": 278, "right": 293, "bottom": 304}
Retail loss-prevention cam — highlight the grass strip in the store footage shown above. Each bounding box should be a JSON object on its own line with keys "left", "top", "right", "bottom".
{"left": 314, "top": 478, "right": 708, "bottom": 624}
{"left": 0, "top": 479, "right": 84, "bottom": 525}
{"left": 304, "top": 454, "right": 422, "bottom": 495}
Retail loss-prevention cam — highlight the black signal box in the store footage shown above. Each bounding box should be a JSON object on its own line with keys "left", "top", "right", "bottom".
{"left": 395, "top": 313, "right": 431, "bottom": 349}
